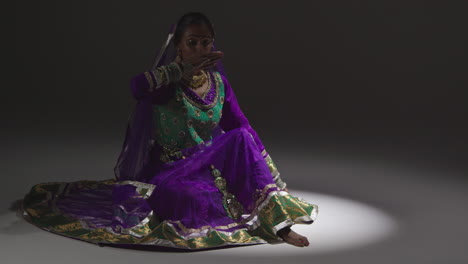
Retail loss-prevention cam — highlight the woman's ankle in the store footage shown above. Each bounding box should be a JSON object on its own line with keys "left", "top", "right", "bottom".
{"left": 276, "top": 226, "right": 292, "bottom": 237}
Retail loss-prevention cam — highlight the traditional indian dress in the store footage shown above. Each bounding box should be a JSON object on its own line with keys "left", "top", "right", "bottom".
{"left": 21, "top": 24, "right": 319, "bottom": 250}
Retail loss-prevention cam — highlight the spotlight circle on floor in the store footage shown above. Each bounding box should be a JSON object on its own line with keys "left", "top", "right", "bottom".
{"left": 206, "top": 190, "right": 398, "bottom": 256}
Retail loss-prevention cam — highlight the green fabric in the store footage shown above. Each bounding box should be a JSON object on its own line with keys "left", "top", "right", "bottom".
{"left": 153, "top": 71, "right": 225, "bottom": 161}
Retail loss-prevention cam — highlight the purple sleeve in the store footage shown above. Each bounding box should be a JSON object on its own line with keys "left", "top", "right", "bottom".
{"left": 130, "top": 72, "right": 174, "bottom": 104}
{"left": 219, "top": 74, "right": 267, "bottom": 156}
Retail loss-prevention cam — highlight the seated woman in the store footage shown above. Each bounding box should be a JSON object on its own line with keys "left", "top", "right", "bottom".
{"left": 21, "top": 11, "right": 319, "bottom": 250}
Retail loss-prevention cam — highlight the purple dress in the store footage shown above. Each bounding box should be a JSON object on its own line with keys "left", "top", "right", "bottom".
{"left": 21, "top": 69, "right": 319, "bottom": 250}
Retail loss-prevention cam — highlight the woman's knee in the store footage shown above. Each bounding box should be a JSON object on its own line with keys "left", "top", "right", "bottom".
{"left": 228, "top": 127, "right": 253, "bottom": 140}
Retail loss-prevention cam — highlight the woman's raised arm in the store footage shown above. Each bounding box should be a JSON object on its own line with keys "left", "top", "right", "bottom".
{"left": 130, "top": 62, "right": 185, "bottom": 104}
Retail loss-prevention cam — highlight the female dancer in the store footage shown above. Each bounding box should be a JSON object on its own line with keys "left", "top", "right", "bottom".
{"left": 21, "top": 12, "right": 318, "bottom": 250}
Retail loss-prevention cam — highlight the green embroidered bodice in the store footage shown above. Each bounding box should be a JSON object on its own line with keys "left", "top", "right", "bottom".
{"left": 153, "top": 71, "right": 225, "bottom": 163}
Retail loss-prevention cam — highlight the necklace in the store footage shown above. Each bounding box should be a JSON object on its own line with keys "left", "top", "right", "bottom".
{"left": 201, "top": 72, "right": 211, "bottom": 99}
{"left": 189, "top": 70, "right": 207, "bottom": 89}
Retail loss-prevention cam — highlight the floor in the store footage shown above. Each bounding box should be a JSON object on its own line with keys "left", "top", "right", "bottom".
{"left": 1, "top": 129, "right": 467, "bottom": 264}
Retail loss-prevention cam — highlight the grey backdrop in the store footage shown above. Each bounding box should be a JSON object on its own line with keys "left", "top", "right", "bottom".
{"left": 3, "top": 1, "right": 468, "bottom": 263}
{"left": 8, "top": 0, "right": 467, "bottom": 141}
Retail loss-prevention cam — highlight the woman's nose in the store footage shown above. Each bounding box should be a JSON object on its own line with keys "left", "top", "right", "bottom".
{"left": 195, "top": 44, "right": 204, "bottom": 53}
{"left": 195, "top": 43, "right": 209, "bottom": 53}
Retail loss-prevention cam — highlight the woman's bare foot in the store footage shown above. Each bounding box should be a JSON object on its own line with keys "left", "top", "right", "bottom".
{"left": 277, "top": 226, "right": 310, "bottom": 247}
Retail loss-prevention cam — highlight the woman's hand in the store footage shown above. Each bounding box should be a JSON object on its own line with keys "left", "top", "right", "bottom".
{"left": 175, "top": 51, "right": 224, "bottom": 84}
{"left": 181, "top": 51, "right": 223, "bottom": 70}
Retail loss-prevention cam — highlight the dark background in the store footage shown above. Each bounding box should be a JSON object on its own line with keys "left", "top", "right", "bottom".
{"left": 3, "top": 1, "right": 468, "bottom": 263}
{"left": 8, "top": 0, "right": 468, "bottom": 143}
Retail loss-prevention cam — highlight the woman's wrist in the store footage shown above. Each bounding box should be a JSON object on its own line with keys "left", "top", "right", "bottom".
{"left": 178, "top": 62, "right": 194, "bottom": 74}
{"left": 179, "top": 62, "right": 196, "bottom": 82}
{"left": 146, "top": 62, "right": 187, "bottom": 90}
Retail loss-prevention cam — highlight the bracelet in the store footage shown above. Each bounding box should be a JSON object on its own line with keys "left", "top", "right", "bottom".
{"left": 150, "top": 63, "right": 179, "bottom": 89}
{"left": 147, "top": 61, "right": 195, "bottom": 90}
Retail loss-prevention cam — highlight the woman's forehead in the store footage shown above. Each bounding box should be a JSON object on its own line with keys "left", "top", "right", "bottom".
{"left": 182, "top": 24, "right": 212, "bottom": 38}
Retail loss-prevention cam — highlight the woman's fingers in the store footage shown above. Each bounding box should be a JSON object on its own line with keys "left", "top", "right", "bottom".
{"left": 203, "top": 56, "right": 222, "bottom": 66}
{"left": 180, "top": 52, "right": 224, "bottom": 77}
{"left": 184, "top": 52, "right": 223, "bottom": 69}
{"left": 186, "top": 52, "right": 222, "bottom": 65}
{"left": 200, "top": 52, "right": 223, "bottom": 62}
{"left": 198, "top": 59, "right": 220, "bottom": 71}
{"left": 202, "top": 61, "right": 219, "bottom": 70}
{"left": 197, "top": 57, "right": 220, "bottom": 70}
{"left": 203, "top": 51, "right": 224, "bottom": 58}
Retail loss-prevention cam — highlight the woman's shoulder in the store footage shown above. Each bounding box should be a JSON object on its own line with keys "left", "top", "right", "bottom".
{"left": 211, "top": 70, "right": 229, "bottom": 86}
{"left": 211, "top": 70, "right": 223, "bottom": 78}
{"left": 210, "top": 70, "right": 229, "bottom": 94}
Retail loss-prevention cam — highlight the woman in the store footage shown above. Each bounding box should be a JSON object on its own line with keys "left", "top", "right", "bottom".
{"left": 21, "top": 12, "right": 318, "bottom": 250}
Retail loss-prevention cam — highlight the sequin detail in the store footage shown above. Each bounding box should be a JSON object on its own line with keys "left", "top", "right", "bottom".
{"left": 210, "top": 164, "right": 244, "bottom": 220}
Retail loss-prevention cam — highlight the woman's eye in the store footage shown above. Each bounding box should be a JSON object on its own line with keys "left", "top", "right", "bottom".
{"left": 202, "top": 39, "right": 212, "bottom": 46}
{"left": 187, "top": 39, "right": 197, "bottom": 46}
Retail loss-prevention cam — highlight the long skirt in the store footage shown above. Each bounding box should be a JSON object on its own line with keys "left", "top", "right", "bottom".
{"left": 21, "top": 127, "right": 319, "bottom": 250}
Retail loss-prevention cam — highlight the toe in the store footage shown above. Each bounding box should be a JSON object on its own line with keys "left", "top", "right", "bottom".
{"left": 299, "top": 238, "right": 309, "bottom": 247}
{"left": 296, "top": 239, "right": 306, "bottom": 247}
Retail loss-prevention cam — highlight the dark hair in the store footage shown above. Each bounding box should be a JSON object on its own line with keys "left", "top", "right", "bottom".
{"left": 173, "top": 12, "right": 215, "bottom": 46}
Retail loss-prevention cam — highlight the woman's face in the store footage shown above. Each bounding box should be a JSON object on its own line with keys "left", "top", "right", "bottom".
{"left": 177, "top": 23, "right": 214, "bottom": 61}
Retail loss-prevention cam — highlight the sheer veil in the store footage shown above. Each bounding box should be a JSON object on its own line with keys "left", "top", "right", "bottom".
{"left": 113, "top": 22, "right": 227, "bottom": 183}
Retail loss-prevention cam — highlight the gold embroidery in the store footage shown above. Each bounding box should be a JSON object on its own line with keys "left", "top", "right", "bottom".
{"left": 210, "top": 164, "right": 244, "bottom": 220}
{"left": 181, "top": 71, "right": 221, "bottom": 109}
{"left": 207, "top": 109, "right": 214, "bottom": 118}
{"left": 178, "top": 131, "right": 186, "bottom": 138}
{"left": 163, "top": 183, "right": 279, "bottom": 233}
{"left": 22, "top": 178, "right": 317, "bottom": 249}
{"left": 264, "top": 154, "right": 279, "bottom": 176}
{"left": 161, "top": 145, "right": 183, "bottom": 162}
{"left": 201, "top": 72, "right": 212, "bottom": 100}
